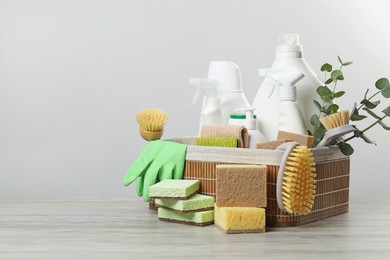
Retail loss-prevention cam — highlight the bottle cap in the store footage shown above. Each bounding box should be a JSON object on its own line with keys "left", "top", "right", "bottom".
{"left": 230, "top": 114, "right": 257, "bottom": 119}
{"left": 230, "top": 114, "right": 246, "bottom": 119}
{"left": 276, "top": 34, "right": 303, "bottom": 53}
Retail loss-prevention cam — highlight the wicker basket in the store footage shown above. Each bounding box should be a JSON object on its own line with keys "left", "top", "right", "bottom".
{"left": 169, "top": 137, "right": 350, "bottom": 227}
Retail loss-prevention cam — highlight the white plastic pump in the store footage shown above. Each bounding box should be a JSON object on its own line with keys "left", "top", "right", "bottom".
{"left": 190, "top": 61, "right": 250, "bottom": 134}
{"left": 252, "top": 34, "right": 323, "bottom": 140}
{"left": 259, "top": 68, "right": 307, "bottom": 135}
{"left": 234, "top": 107, "right": 267, "bottom": 148}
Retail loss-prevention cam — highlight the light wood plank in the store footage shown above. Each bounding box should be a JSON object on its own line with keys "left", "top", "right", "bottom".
{"left": 0, "top": 197, "right": 389, "bottom": 259}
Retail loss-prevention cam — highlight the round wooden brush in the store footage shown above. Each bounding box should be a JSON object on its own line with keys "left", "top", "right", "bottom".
{"left": 277, "top": 142, "right": 316, "bottom": 215}
{"left": 136, "top": 108, "right": 168, "bottom": 141}
{"left": 317, "top": 110, "right": 356, "bottom": 147}
{"left": 320, "top": 110, "right": 350, "bottom": 130}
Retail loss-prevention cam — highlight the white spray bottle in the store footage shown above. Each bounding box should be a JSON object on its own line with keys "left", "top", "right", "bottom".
{"left": 190, "top": 61, "right": 251, "bottom": 134}
{"left": 234, "top": 108, "right": 267, "bottom": 148}
{"left": 259, "top": 68, "right": 307, "bottom": 135}
{"left": 252, "top": 34, "right": 323, "bottom": 140}
{"left": 188, "top": 78, "right": 228, "bottom": 127}
{"left": 209, "top": 61, "right": 251, "bottom": 124}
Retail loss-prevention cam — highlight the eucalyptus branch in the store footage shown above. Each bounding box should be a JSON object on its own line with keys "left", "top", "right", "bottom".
{"left": 331, "top": 64, "right": 343, "bottom": 99}
{"left": 357, "top": 90, "right": 381, "bottom": 111}
{"left": 343, "top": 114, "right": 387, "bottom": 143}
{"left": 311, "top": 56, "right": 389, "bottom": 155}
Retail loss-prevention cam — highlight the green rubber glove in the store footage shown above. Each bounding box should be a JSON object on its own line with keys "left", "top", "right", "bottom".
{"left": 123, "top": 140, "right": 187, "bottom": 202}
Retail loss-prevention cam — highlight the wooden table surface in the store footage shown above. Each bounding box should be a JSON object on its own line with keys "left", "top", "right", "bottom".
{"left": 1, "top": 197, "right": 389, "bottom": 259}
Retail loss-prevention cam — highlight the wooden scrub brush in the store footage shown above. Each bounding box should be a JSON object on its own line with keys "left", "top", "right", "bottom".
{"left": 317, "top": 110, "right": 356, "bottom": 147}
{"left": 136, "top": 108, "right": 168, "bottom": 141}
{"left": 276, "top": 142, "right": 316, "bottom": 215}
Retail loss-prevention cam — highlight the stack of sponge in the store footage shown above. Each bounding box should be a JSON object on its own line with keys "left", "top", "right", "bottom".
{"left": 149, "top": 180, "right": 215, "bottom": 227}
{"left": 214, "top": 164, "right": 267, "bottom": 233}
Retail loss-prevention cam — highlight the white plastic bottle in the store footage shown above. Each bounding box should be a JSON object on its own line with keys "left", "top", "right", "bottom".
{"left": 209, "top": 61, "right": 251, "bottom": 124}
{"left": 234, "top": 108, "right": 267, "bottom": 148}
{"left": 191, "top": 61, "right": 251, "bottom": 134}
{"left": 252, "top": 34, "right": 323, "bottom": 140}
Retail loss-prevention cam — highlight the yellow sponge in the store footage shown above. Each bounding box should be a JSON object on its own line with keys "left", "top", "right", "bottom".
{"left": 214, "top": 204, "right": 266, "bottom": 234}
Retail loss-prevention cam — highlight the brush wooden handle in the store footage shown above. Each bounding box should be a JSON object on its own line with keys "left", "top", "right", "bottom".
{"left": 140, "top": 128, "right": 164, "bottom": 141}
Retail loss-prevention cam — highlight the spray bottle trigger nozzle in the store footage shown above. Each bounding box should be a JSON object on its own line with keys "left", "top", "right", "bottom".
{"left": 188, "top": 77, "right": 229, "bottom": 106}
{"left": 188, "top": 78, "right": 201, "bottom": 106}
{"left": 190, "top": 92, "right": 200, "bottom": 106}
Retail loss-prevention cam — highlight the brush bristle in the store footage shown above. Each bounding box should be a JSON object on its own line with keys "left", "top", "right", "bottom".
{"left": 320, "top": 110, "right": 350, "bottom": 130}
{"left": 136, "top": 108, "right": 168, "bottom": 132}
{"left": 282, "top": 146, "right": 316, "bottom": 215}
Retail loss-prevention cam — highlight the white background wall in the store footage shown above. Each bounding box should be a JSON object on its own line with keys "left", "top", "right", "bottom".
{"left": 1, "top": 0, "right": 389, "bottom": 197}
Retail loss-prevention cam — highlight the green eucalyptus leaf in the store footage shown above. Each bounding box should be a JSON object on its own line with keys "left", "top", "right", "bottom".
{"left": 317, "top": 86, "right": 333, "bottom": 99}
{"left": 313, "top": 100, "right": 322, "bottom": 111}
{"left": 375, "top": 78, "right": 390, "bottom": 90}
{"left": 378, "top": 120, "right": 390, "bottom": 130}
{"left": 364, "top": 89, "right": 369, "bottom": 99}
{"left": 383, "top": 106, "right": 390, "bottom": 117}
{"left": 360, "top": 133, "right": 375, "bottom": 144}
{"left": 331, "top": 70, "right": 344, "bottom": 81}
{"left": 310, "top": 114, "right": 321, "bottom": 127}
{"left": 337, "top": 56, "right": 343, "bottom": 65}
{"left": 333, "top": 91, "right": 345, "bottom": 98}
{"left": 381, "top": 87, "right": 390, "bottom": 98}
{"left": 343, "top": 61, "right": 353, "bottom": 66}
{"left": 326, "top": 104, "right": 339, "bottom": 114}
{"left": 313, "top": 126, "right": 326, "bottom": 147}
{"left": 316, "top": 125, "right": 325, "bottom": 135}
{"left": 360, "top": 99, "right": 380, "bottom": 109}
{"left": 321, "top": 63, "right": 333, "bottom": 72}
{"left": 351, "top": 103, "right": 358, "bottom": 116}
{"left": 353, "top": 130, "right": 376, "bottom": 144}
{"left": 363, "top": 107, "right": 381, "bottom": 119}
{"left": 325, "top": 78, "right": 333, "bottom": 84}
{"left": 371, "top": 100, "right": 380, "bottom": 108}
{"left": 338, "top": 142, "right": 354, "bottom": 156}
{"left": 350, "top": 114, "right": 367, "bottom": 121}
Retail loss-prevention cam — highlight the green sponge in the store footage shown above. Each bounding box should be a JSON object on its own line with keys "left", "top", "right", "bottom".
{"left": 149, "top": 180, "right": 200, "bottom": 200}
{"left": 155, "top": 194, "right": 214, "bottom": 213}
{"left": 195, "top": 137, "right": 238, "bottom": 148}
{"left": 158, "top": 208, "right": 214, "bottom": 226}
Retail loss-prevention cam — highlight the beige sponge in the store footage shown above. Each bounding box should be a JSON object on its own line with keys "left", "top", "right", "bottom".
{"left": 216, "top": 164, "right": 267, "bottom": 208}
{"left": 277, "top": 130, "right": 314, "bottom": 148}
{"left": 214, "top": 204, "right": 266, "bottom": 234}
